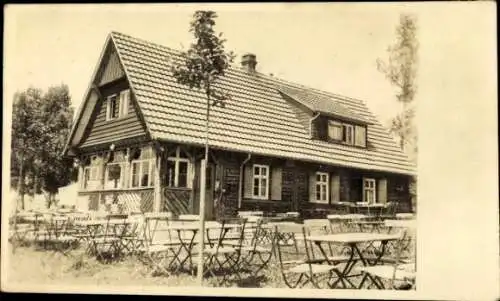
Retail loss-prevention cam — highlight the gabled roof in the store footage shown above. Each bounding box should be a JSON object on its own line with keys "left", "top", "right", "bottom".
{"left": 66, "top": 31, "right": 416, "bottom": 176}
{"left": 277, "top": 85, "right": 372, "bottom": 125}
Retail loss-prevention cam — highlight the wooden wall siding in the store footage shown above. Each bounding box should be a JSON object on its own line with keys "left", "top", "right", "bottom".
{"left": 219, "top": 160, "right": 240, "bottom": 218}
{"left": 80, "top": 79, "right": 147, "bottom": 148}
{"left": 97, "top": 45, "right": 125, "bottom": 86}
{"left": 162, "top": 188, "right": 191, "bottom": 216}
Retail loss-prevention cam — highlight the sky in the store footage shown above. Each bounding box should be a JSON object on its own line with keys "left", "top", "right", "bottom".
{"left": 5, "top": 3, "right": 430, "bottom": 127}
{"left": 2, "top": 4, "right": 499, "bottom": 299}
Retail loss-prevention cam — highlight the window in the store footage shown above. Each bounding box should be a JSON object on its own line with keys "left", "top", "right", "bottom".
{"left": 252, "top": 164, "right": 269, "bottom": 199}
{"left": 313, "top": 172, "right": 329, "bottom": 203}
{"left": 342, "top": 124, "right": 354, "bottom": 145}
{"left": 82, "top": 166, "right": 99, "bottom": 189}
{"left": 327, "top": 120, "right": 343, "bottom": 141}
{"left": 363, "top": 178, "right": 377, "bottom": 203}
{"left": 165, "top": 147, "right": 191, "bottom": 188}
{"left": 106, "top": 94, "right": 119, "bottom": 121}
{"left": 130, "top": 159, "right": 155, "bottom": 188}
{"left": 104, "top": 163, "right": 123, "bottom": 189}
{"left": 119, "top": 89, "right": 130, "bottom": 117}
{"left": 106, "top": 89, "right": 130, "bottom": 121}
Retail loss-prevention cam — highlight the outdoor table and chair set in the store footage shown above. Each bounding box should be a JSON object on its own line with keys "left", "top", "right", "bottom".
{"left": 9, "top": 203, "right": 415, "bottom": 290}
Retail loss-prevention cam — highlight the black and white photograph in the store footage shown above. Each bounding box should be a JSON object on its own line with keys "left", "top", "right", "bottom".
{"left": 1, "top": 3, "right": 497, "bottom": 300}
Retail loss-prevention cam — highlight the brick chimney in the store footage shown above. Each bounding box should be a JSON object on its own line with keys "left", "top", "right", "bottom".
{"left": 241, "top": 53, "right": 257, "bottom": 72}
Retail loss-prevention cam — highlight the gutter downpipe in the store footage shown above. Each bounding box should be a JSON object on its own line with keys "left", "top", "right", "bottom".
{"left": 309, "top": 112, "right": 321, "bottom": 138}
{"left": 238, "top": 153, "right": 252, "bottom": 209}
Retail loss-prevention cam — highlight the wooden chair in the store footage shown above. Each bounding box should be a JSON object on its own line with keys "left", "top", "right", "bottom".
{"left": 238, "top": 218, "right": 276, "bottom": 277}
{"left": 202, "top": 217, "right": 248, "bottom": 285}
{"left": 274, "top": 223, "right": 339, "bottom": 289}
{"left": 357, "top": 219, "right": 416, "bottom": 290}
{"left": 138, "top": 212, "right": 181, "bottom": 275}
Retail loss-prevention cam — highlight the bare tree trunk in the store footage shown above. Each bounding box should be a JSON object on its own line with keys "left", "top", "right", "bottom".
{"left": 196, "top": 86, "right": 211, "bottom": 285}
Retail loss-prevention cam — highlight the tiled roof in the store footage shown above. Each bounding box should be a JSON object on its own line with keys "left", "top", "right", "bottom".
{"left": 108, "top": 31, "right": 415, "bottom": 175}
{"left": 277, "top": 85, "right": 371, "bottom": 124}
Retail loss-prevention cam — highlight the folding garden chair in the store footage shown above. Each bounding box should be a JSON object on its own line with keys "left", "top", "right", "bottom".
{"left": 91, "top": 215, "right": 128, "bottom": 262}
{"left": 41, "top": 215, "right": 79, "bottom": 256}
{"left": 274, "top": 223, "right": 340, "bottom": 289}
{"left": 201, "top": 217, "right": 247, "bottom": 285}
{"left": 238, "top": 218, "right": 275, "bottom": 276}
{"left": 357, "top": 219, "right": 416, "bottom": 290}
{"left": 139, "top": 212, "right": 181, "bottom": 276}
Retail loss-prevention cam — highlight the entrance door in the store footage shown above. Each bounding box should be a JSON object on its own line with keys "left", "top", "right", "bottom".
{"left": 193, "top": 161, "right": 216, "bottom": 220}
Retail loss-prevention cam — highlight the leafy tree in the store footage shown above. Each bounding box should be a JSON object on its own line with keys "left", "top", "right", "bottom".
{"left": 38, "top": 85, "right": 76, "bottom": 207}
{"left": 10, "top": 85, "right": 75, "bottom": 210}
{"left": 171, "top": 10, "right": 234, "bottom": 285}
{"left": 377, "top": 14, "right": 418, "bottom": 212}
{"left": 11, "top": 87, "right": 44, "bottom": 209}
{"left": 377, "top": 14, "right": 418, "bottom": 161}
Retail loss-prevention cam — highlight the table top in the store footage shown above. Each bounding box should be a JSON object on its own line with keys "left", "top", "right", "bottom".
{"left": 327, "top": 214, "right": 371, "bottom": 220}
{"left": 307, "top": 232, "right": 401, "bottom": 243}
{"left": 166, "top": 222, "right": 242, "bottom": 231}
{"left": 75, "top": 219, "right": 133, "bottom": 226}
{"left": 385, "top": 219, "right": 417, "bottom": 229}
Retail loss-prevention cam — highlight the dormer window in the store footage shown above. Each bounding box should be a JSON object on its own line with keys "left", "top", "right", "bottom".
{"left": 326, "top": 119, "right": 367, "bottom": 147}
{"left": 106, "top": 94, "right": 118, "bottom": 121}
{"left": 106, "top": 89, "right": 130, "bottom": 121}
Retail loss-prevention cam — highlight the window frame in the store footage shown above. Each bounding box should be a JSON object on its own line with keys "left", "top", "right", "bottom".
{"left": 311, "top": 171, "right": 329, "bottom": 204}
{"left": 165, "top": 147, "right": 192, "bottom": 188}
{"left": 252, "top": 164, "right": 270, "bottom": 200}
{"left": 106, "top": 93, "right": 119, "bottom": 121}
{"left": 363, "top": 178, "right": 377, "bottom": 204}
{"left": 342, "top": 124, "right": 354, "bottom": 145}
{"left": 327, "top": 120, "right": 343, "bottom": 141}
{"left": 130, "top": 159, "right": 155, "bottom": 188}
{"left": 82, "top": 165, "right": 99, "bottom": 190}
{"left": 104, "top": 162, "right": 124, "bottom": 190}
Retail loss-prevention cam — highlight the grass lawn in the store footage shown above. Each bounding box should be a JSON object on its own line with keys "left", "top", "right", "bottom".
{"left": 3, "top": 228, "right": 415, "bottom": 290}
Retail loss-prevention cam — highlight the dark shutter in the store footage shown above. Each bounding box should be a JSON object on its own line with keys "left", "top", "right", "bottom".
{"left": 243, "top": 164, "right": 253, "bottom": 199}
{"left": 271, "top": 166, "right": 282, "bottom": 200}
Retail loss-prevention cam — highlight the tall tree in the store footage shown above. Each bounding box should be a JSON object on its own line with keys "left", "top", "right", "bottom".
{"left": 171, "top": 10, "right": 234, "bottom": 285}
{"left": 11, "top": 87, "right": 44, "bottom": 209}
{"left": 377, "top": 14, "right": 418, "bottom": 161}
{"left": 10, "top": 84, "right": 75, "bottom": 210}
{"left": 38, "top": 84, "right": 76, "bottom": 207}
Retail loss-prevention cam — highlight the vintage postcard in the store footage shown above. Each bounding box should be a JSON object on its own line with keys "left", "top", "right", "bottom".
{"left": 1, "top": 3, "right": 498, "bottom": 300}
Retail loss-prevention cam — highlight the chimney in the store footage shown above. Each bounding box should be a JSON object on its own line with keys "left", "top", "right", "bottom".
{"left": 241, "top": 53, "right": 257, "bottom": 72}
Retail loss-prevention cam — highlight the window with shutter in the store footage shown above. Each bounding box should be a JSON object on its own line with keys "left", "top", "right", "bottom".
{"left": 252, "top": 164, "right": 269, "bottom": 199}
{"left": 355, "top": 125, "right": 367, "bottom": 147}
{"left": 310, "top": 171, "right": 329, "bottom": 204}
{"left": 363, "top": 178, "right": 377, "bottom": 203}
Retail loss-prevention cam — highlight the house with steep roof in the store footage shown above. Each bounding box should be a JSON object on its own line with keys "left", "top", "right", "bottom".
{"left": 63, "top": 31, "right": 416, "bottom": 219}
